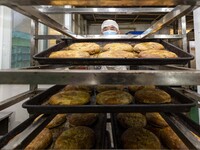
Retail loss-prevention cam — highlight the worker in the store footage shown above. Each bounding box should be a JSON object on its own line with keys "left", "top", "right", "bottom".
{"left": 101, "top": 19, "right": 120, "bottom": 35}
{"left": 100, "top": 19, "right": 128, "bottom": 70}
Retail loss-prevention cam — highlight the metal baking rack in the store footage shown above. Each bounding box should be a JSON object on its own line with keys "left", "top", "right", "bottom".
{"left": 0, "top": 0, "right": 200, "bottom": 149}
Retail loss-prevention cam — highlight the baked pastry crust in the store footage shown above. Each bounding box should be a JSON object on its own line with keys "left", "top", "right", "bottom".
{"left": 128, "top": 85, "right": 155, "bottom": 93}
{"left": 98, "top": 50, "right": 138, "bottom": 58}
{"left": 135, "top": 88, "right": 172, "bottom": 104}
{"left": 160, "top": 127, "right": 188, "bottom": 149}
{"left": 54, "top": 126, "right": 95, "bottom": 149}
{"left": 68, "top": 113, "right": 98, "bottom": 126}
{"left": 145, "top": 112, "right": 168, "bottom": 128}
{"left": 25, "top": 128, "right": 52, "bottom": 150}
{"left": 63, "top": 85, "right": 93, "bottom": 94}
{"left": 46, "top": 114, "right": 67, "bottom": 129}
{"left": 117, "top": 113, "right": 147, "bottom": 128}
{"left": 96, "top": 85, "right": 125, "bottom": 93}
{"left": 139, "top": 49, "right": 178, "bottom": 58}
{"left": 103, "top": 43, "right": 133, "bottom": 52}
{"left": 133, "top": 42, "right": 165, "bottom": 53}
{"left": 48, "top": 90, "right": 90, "bottom": 105}
{"left": 49, "top": 50, "right": 90, "bottom": 58}
{"left": 96, "top": 90, "right": 133, "bottom": 105}
{"left": 68, "top": 42, "right": 100, "bottom": 54}
{"left": 121, "top": 128, "right": 161, "bottom": 149}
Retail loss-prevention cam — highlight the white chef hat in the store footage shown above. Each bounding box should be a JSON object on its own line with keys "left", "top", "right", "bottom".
{"left": 101, "top": 19, "right": 119, "bottom": 30}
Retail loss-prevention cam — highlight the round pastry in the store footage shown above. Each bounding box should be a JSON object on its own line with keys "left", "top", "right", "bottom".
{"left": 48, "top": 90, "right": 90, "bottom": 105}
{"left": 25, "top": 128, "right": 52, "bottom": 150}
{"left": 46, "top": 114, "right": 67, "bottom": 129}
{"left": 49, "top": 50, "right": 90, "bottom": 58}
{"left": 63, "top": 85, "right": 93, "bottom": 94}
{"left": 68, "top": 113, "right": 98, "bottom": 126}
{"left": 160, "top": 127, "right": 188, "bottom": 149}
{"left": 139, "top": 49, "right": 178, "bottom": 58}
{"left": 96, "top": 90, "right": 133, "bottom": 105}
{"left": 133, "top": 42, "right": 165, "bottom": 53}
{"left": 103, "top": 43, "right": 133, "bottom": 52}
{"left": 54, "top": 126, "right": 95, "bottom": 149}
{"left": 145, "top": 112, "right": 168, "bottom": 128}
{"left": 121, "top": 128, "right": 161, "bottom": 149}
{"left": 128, "top": 85, "right": 156, "bottom": 93}
{"left": 98, "top": 50, "right": 138, "bottom": 58}
{"left": 68, "top": 42, "right": 100, "bottom": 54}
{"left": 117, "top": 113, "right": 147, "bottom": 128}
{"left": 96, "top": 85, "right": 125, "bottom": 93}
{"left": 135, "top": 88, "right": 172, "bottom": 104}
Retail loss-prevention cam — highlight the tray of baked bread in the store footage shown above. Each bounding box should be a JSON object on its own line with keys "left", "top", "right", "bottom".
{"left": 0, "top": 113, "right": 108, "bottom": 149}
{"left": 33, "top": 39, "right": 194, "bottom": 65}
{"left": 110, "top": 112, "right": 189, "bottom": 149}
{"left": 22, "top": 85, "right": 195, "bottom": 114}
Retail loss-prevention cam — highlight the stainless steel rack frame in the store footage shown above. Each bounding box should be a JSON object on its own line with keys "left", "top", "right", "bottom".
{"left": 0, "top": 0, "right": 200, "bottom": 149}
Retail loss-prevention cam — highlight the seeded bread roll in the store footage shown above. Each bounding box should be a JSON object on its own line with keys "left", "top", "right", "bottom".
{"left": 68, "top": 113, "right": 98, "bottom": 126}
{"left": 160, "top": 127, "right": 188, "bottom": 150}
{"left": 145, "top": 112, "right": 168, "bottom": 128}
{"left": 96, "top": 85, "right": 125, "bottom": 93}
{"left": 68, "top": 42, "right": 100, "bottom": 54}
{"left": 121, "top": 128, "right": 161, "bottom": 149}
{"left": 103, "top": 43, "right": 133, "bottom": 52}
{"left": 135, "top": 88, "right": 171, "bottom": 104}
{"left": 128, "top": 85, "right": 156, "bottom": 94}
{"left": 96, "top": 90, "right": 133, "bottom": 105}
{"left": 98, "top": 50, "right": 138, "bottom": 58}
{"left": 46, "top": 114, "right": 67, "bottom": 129}
{"left": 48, "top": 90, "right": 90, "bottom": 105}
{"left": 54, "top": 126, "right": 95, "bottom": 149}
{"left": 133, "top": 42, "right": 165, "bottom": 53}
{"left": 25, "top": 128, "right": 52, "bottom": 150}
{"left": 139, "top": 49, "right": 178, "bottom": 58}
{"left": 117, "top": 113, "right": 147, "bottom": 129}
{"left": 49, "top": 50, "right": 90, "bottom": 58}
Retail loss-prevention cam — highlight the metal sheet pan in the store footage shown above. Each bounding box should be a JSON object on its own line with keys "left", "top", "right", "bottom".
{"left": 33, "top": 39, "right": 194, "bottom": 65}
{"left": 0, "top": 113, "right": 107, "bottom": 149}
{"left": 49, "top": 113, "right": 107, "bottom": 149}
{"left": 22, "top": 85, "right": 195, "bottom": 114}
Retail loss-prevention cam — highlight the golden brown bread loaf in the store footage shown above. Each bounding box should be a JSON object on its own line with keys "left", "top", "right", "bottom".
{"left": 96, "top": 90, "right": 133, "bottom": 105}
{"left": 54, "top": 126, "right": 95, "bottom": 149}
{"left": 117, "top": 113, "right": 147, "bottom": 128}
{"left": 96, "top": 85, "right": 125, "bottom": 93}
{"left": 103, "top": 43, "right": 133, "bottom": 52}
{"left": 25, "top": 128, "right": 52, "bottom": 150}
{"left": 48, "top": 90, "right": 90, "bottom": 105}
{"left": 133, "top": 42, "right": 165, "bottom": 53}
{"left": 128, "top": 85, "right": 156, "bottom": 93}
{"left": 49, "top": 50, "right": 90, "bottom": 58}
{"left": 160, "top": 127, "right": 188, "bottom": 149}
{"left": 68, "top": 113, "right": 98, "bottom": 126}
{"left": 139, "top": 49, "right": 178, "bottom": 58}
{"left": 68, "top": 42, "right": 100, "bottom": 54}
{"left": 98, "top": 50, "right": 138, "bottom": 58}
{"left": 135, "top": 88, "right": 172, "bottom": 104}
{"left": 145, "top": 112, "right": 168, "bottom": 128}
{"left": 46, "top": 114, "right": 67, "bottom": 129}
{"left": 121, "top": 128, "right": 161, "bottom": 149}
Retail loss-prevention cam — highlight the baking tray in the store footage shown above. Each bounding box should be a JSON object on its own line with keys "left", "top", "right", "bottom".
{"left": 49, "top": 113, "right": 107, "bottom": 149}
{"left": 22, "top": 85, "right": 196, "bottom": 114}
{"left": 0, "top": 113, "right": 108, "bottom": 149}
{"left": 33, "top": 39, "right": 194, "bottom": 65}
{"left": 110, "top": 113, "right": 169, "bottom": 149}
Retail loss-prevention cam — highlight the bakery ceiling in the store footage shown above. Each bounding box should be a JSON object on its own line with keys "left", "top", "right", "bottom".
{"left": 36, "top": 6, "right": 194, "bottom": 24}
